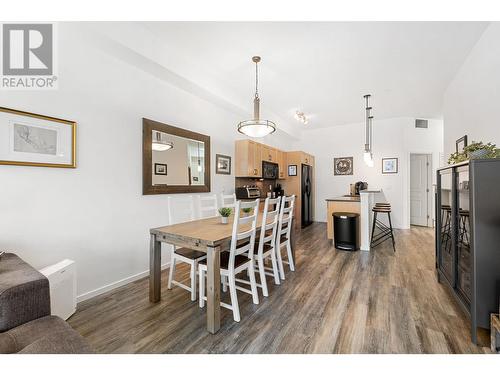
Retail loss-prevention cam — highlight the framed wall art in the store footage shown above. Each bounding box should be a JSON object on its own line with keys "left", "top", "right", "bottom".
{"left": 288, "top": 164, "right": 297, "bottom": 176}
{"left": 334, "top": 157, "right": 353, "bottom": 175}
{"left": 215, "top": 154, "right": 231, "bottom": 175}
{"left": 154, "top": 163, "right": 167, "bottom": 175}
{"left": 456, "top": 135, "right": 468, "bottom": 153}
{"left": 0, "top": 107, "right": 76, "bottom": 168}
{"left": 382, "top": 157, "right": 398, "bottom": 174}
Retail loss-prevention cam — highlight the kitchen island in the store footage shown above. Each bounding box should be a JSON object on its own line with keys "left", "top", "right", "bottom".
{"left": 326, "top": 190, "right": 381, "bottom": 251}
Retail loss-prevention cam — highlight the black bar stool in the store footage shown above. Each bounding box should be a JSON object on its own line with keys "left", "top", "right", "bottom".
{"left": 441, "top": 205, "right": 452, "bottom": 253}
{"left": 370, "top": 202, "right": 396, "bottom": 252}
{"left": 458, "top": 209, "right": 470, "bottom": 246}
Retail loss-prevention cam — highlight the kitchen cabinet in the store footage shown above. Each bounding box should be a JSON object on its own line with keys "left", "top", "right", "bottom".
{"left": 302, "top": 152, "right": 314, "bottom": 166}
{"left": 235, "top": 140, "right": 262, "bottom": 178}
{"left": 262, "top": 145, "right": 277, "bottom": 163}
{"left": 235, "top": 141, "right": 309, "bottom": 180}
{"left": 277, "top": 150, "right": 286, "bottom": 179}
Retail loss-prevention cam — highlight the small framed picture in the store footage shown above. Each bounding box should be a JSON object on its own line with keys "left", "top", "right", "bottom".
{"left": 154, "top": 163, "right": 167, "bottom": 175}
{"left": 0, "top": 107, "right": 76, "bottom": 168}
{"left": 334, "top": 157, "right": 353, "bottom": 175}
{"left": 216, "top": 154, "right": 231, "bottom": 175}
{"left": 288, "top": 164, "right": 297, "bottom": 176}
{"left": 456, "top": 135, "right": 468, "bottom": 153}
{"left": 382, "top": 158, "right": 398, "bottom": 174}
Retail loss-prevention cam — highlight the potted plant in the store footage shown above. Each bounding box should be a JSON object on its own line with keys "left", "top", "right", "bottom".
{"left": 218, "top": 207, "right": 232, "bottom": 224}
{"left": 241, "top": 207, "right": 253, "bottom": 217}
{"left": 448, "top": 141, "right": 500, "bottom": 165}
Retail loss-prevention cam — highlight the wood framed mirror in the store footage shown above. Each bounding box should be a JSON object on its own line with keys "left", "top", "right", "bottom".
{"left": 143, "top": 118, "right": 211, "bottom": 195}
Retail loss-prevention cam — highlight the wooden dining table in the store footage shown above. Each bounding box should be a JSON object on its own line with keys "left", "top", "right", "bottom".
{"left": 149, "top": 214, "right": 294, "bottom": 334}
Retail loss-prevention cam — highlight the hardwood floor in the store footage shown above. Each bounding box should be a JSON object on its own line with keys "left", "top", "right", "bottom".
{"left": 68, "top": 223, "right": 491, "bottom": 353}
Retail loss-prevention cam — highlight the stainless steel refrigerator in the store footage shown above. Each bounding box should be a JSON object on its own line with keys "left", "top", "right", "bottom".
{"left": 301, "top": 164, "right": 313, "bottom": 227}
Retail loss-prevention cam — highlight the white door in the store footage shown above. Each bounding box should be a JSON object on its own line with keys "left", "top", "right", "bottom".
{"left": 410, "top": 154, "right": 430, "bottom": 226}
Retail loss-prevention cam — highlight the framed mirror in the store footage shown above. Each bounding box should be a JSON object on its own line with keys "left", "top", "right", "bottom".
{"left": 143, "top": 118, "right": 210, "bottom": 195}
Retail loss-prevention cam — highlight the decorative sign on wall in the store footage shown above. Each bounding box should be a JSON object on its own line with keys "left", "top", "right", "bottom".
{"left": 382, "top": 157, "right": 398, "bottom": 174}
{"left": 0, "top": 107, "right": 76, "bottom": 168}
{"left": 288, "top": 164, "right": 297, "bottom": 176}
{"left": 334, "top": 157, "right": 353, "bottom": 175}
{"left": 216, "top": 154, "right": 231, "bottom": 175}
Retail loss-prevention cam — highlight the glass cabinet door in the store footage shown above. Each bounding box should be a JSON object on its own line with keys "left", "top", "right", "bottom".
{"left": 456, "top": 166, "right": 471, "bottom": 305}
{"left": 438, "top": 169, "right": 454, "bottom": 284}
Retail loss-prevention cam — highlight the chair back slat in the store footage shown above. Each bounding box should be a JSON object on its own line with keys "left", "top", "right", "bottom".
{"left": 167, "top": 196, "right": 195, "bottom": 225}
{"left": 259, "top": 197, "right": 281, "bottom": 247}
{"left": 230, "top": 199, "right": 259, "bottom": 264}
{"left": 198, "top": 194, "right": 218, "bottom": 218}
{"left": 278, "top": 195, "right": 295, "bottom": 240}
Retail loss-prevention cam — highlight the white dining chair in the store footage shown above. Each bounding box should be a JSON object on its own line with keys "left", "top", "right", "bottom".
{"left": 198, "top": 199, "right": 260, "bottom": 322}
{"left": 253, "top": 196, "right": 281, "bottom": 297}
{"left": 276, "top": 195, "right": 296, "bottom": 280}
{"left": 220, "top": 192, "right": 237, "bottom": 209}
{"left": 167, "top": 196, "right": 206, "bottom": 301}
{"left": 197, "top": 194, "right": 219, "bottom": 219}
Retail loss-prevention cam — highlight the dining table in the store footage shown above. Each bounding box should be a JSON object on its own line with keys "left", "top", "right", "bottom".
{"left": 149, "top": 213, "right": 295, "bottom": 334}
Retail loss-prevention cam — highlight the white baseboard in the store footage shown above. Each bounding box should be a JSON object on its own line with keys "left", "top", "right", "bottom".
{"left": 76, "top": 262, "right": 170, "bottom": 303}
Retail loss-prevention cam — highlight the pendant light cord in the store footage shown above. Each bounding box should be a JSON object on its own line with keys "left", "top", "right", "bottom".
{"left": 255, "top": 61, "right": 259, "bottom": 99}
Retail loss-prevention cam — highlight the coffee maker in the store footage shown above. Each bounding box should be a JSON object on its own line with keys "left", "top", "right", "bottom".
{"left": 350, "top": 181, "right": 368, "bottom": 196}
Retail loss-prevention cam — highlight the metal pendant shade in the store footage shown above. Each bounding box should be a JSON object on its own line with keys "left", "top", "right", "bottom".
{"left": 363, "top": 94, "right": 374, "bottom": 167}
{"left": 237, "top": 56, "right": 276, "bottom": 138}
{"left": 152, "top": 130, "right": 173, "bottom": 151}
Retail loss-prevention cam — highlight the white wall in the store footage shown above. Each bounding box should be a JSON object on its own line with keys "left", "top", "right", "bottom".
{"left": 295, "top": 118, "right": 443, "bottom": 229}
{"left": 0, "top": 23, "right": 293, "bottom": 301}
{"left": 443, "top": 22, "right": 500, "bottom": 158}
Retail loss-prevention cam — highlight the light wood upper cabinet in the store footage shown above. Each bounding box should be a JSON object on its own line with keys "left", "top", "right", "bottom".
{"left": 235, "top": 141, "right": 309, "bottom": 179}
{"left": 261, "top": 145, "right": 277, "bottom": 163}
{"left": 235, "top": 140, "right": 262, "bottom": 177}
{"left": 253, "top": 142, "right": 262, "bottom": 176}
{"left": 302, "top": 152, "right": 314, "bottom": 166}
{"left": 277, "top": 149, "right": 286, "bottom": 179}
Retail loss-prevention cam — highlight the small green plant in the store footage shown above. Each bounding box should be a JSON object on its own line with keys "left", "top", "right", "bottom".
{"left": 448, "top": 141, "right": 500, "bottom": 164}
{"left": 218, "top": 207, "right": 232, "bottom": 217}
{"left": 241, "top": 207, "right": 253, "bottom": 214}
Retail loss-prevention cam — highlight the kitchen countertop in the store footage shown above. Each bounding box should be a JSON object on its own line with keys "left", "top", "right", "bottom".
{"left": 325, "top": 196, "right": 360, "bottom": 202}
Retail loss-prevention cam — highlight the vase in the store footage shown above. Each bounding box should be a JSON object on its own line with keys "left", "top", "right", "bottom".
{"left": 221, "top": 216, "right": 228, "bottom": 224}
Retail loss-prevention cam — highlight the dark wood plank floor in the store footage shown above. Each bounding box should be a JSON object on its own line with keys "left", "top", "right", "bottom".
{"left": 68, "top": 223, "right": 491, "bottom": 353}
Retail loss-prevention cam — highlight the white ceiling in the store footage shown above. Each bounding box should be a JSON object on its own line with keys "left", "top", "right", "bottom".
{"left": 136, "top": 22, "right": 488, "bottom": 132}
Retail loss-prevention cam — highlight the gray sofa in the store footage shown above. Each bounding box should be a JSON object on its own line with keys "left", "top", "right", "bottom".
{"left": 0, "top": 253, "right": 93, "bottom": 354}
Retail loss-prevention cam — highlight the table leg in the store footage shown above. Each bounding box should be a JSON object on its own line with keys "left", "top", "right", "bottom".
{"left": 491, "top": 314, "right": 500, "bottom": 353}
{"left": 206, "top": 245, "right": 221, "bottom": 334}
{"left": 149, "top": 233, "right": 161, "bottom": 303}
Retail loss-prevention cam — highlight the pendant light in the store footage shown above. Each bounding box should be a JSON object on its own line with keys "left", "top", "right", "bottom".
{"left": 197, "top": 142, "right": 202, "bottom": 172}
{"left": 237, "top": 56, "right": 276, "bottom": 138}
{"left": 152, "top": 130, "right": 173, "bottom": 151}
{"left": 363, "top": 94, "right": 374, "bottom": 167}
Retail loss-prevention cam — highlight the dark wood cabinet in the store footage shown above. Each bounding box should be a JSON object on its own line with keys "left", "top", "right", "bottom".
{"left": 436, "top": 159, "right": 500, "bottom": 344}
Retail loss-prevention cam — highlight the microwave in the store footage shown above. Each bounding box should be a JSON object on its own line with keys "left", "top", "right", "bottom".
{"left": 262, "top": 161, "right": 279, "bottom": 179}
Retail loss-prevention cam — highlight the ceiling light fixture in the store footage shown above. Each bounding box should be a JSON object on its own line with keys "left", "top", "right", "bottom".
{"left": 294, "top": 110, "right": 309, "bottom": 125}
{"left": 237, "top": 56, "right": 276, "bottom": 138}
{"left": 152, "top": 130, "right": 173, "bottom": 151}
{"left": 363, "top": 94, "right": 374, "bottom": 167}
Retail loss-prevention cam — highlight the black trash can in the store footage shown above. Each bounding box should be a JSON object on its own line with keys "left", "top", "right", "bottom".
{"left": 333, "top": 212, "right": 359, "bottom": 251}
